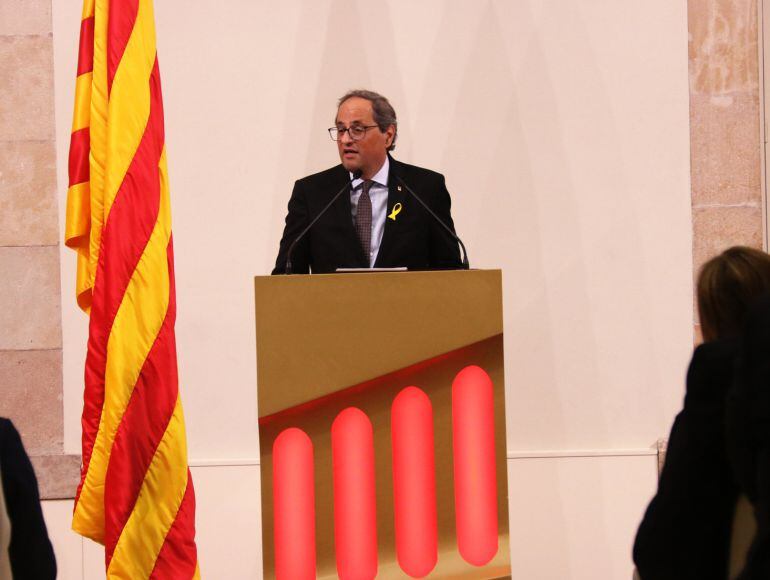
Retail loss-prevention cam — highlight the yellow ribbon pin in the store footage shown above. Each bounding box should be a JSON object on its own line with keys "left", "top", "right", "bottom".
{"left": 388, "top": 202, "right": 403, "bottom": 221}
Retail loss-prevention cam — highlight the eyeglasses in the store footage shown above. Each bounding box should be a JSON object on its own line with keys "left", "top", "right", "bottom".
{"left": 328, "top": 125, "right": 379, "bottom": 141}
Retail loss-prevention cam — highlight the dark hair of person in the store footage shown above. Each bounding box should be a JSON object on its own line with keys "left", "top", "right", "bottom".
{"left": 337, "top": 89, "right": 398, "bottom": 151}
{"left": 697, "top": 246, "right": 770, "bottom": 341}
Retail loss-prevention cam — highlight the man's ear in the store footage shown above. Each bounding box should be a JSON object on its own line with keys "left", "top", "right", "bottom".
{"left": 386, "top": 125, "right": 396, "bottom": 147}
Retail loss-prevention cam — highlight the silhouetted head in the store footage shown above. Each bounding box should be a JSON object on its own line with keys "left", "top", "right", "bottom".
{"left": 697, "top": 246, "right": 770, "bottom": 341}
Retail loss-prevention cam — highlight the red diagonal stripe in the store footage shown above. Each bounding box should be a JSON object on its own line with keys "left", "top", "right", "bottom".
{"left": 150, "top": 472, "right": 198, "bottom": 580}
{"left": 68, "top": 127, "right": 90, "bottom": 186}
{"left": 77, "top": 16, "right": 95, "bottom": 76}
{"left": 104, "top": 238, "right": 177, "bottom": 564}
{"left": 107, "top": 0, "right": 138, "bottom": 94}
{"left": 75, "top": 57, "right": 165, "bottom": 509}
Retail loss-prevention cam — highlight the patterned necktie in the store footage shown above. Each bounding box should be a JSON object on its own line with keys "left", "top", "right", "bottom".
{"left": 355, "top": 180, "right": 373, "bottom": 263}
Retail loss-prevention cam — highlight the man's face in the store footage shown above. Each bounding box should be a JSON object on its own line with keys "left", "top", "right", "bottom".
{"left": 335, "top": 97, "right": 394, "bottom": 178}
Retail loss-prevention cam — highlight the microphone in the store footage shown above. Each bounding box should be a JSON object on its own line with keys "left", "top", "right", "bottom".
{"left": 285, "top": 170, "right": 362, "bottom": 274}
{"left": 395, "top": 175, "right": 470, "bottom": 269}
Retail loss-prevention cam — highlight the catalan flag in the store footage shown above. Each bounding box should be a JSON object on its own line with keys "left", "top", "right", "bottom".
{"left": 65, "top": 0, "right": 199, "bottom": 577}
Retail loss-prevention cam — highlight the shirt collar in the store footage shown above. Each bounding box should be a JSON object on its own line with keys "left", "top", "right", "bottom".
{"left": 350, "top": 156, "right": 390, "bottom": 190}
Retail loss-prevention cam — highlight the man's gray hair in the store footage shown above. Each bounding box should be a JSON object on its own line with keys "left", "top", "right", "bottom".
{"left": 338, "top": 89, "right": 398, "bottom": 151}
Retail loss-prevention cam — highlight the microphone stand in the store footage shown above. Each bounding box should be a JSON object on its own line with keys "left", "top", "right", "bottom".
{"left": 285, "top": 171, "right": 361, "bottom": 274}
{"left": 395, "top": 175, "right": 470, "bottom": 269}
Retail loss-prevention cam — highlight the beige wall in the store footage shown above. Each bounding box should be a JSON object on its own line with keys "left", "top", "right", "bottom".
{"left": 689, "top": 0, "right": 765, "bottom": 340}
{"left": 50, "top": 1, "right": 693, "bottom": 578}
{"left": 0, "top": 0, "right": 760, "bottom": 578}
{"left": 0, "top": 1, "right": 59, "bottom": 446}
{"left": 0, "top": 0, "right": 78, "bottom": 499}
{"left": 53, "top": 0, "right": 695, "bottom": 460}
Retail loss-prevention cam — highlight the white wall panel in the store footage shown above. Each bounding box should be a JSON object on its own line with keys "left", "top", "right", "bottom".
{"left": 51, "top": 1, "right": 689, "bottom": 576}
{"left": 42, "top": 500, "right": 82, "bottom": 580}
{"left": 507, "top": 454, "right": 657, "bottom": 580}
{"left": 53, "top": 0, "right": 691, "bottom": 460}
{"left": 192, "top": 464, "right": 262, "bottom": 579}
{"left": 83, "top": 535, "right": 104, "bottom": 580}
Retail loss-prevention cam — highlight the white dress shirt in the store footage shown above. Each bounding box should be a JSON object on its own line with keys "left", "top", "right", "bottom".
{"left": 349, "top": 156, "right": 389, "bottom": 267}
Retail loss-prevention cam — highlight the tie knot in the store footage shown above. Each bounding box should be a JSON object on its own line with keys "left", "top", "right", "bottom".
{"left": 362, "top": 179, "right": 373, "bottom": 195}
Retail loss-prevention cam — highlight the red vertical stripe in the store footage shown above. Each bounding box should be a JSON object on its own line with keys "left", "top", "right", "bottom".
{"left": 149, "top": 472, "right": 198, "bottom": 579}
{"left": 68, "top": 127, "right": 90, "bottom": 186}
{"left": 106, "top": 0, "right": 138, "bottom": 93}
{"left": 452, "top": 366, "right": 498, "bottom": 566}
{"left": 77, "top": 16, "right": 95, "bottom": 75}
{"left": 391, "top": 387, "right": 437, "bottom": 577}
{"left": 74, "top": 57, "right": 165, "bottom": 510}
{"left": 273, "top": 428, "right": 316, "bottom": 580}
{"left": 69, "top": 1, "right": 197, "bottom": 573}
{"left": 103, "top": 240, "right": 178, "bottom": 564}
{"left": 332, "top": 407, "right": 378, "bottom": 580}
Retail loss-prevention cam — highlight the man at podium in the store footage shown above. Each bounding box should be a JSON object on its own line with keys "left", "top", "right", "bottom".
{"left": 272, "top": 90, "right": 464, "bottom": 274}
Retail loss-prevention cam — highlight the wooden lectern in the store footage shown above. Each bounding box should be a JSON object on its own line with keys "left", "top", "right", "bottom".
{"left": 254, "top": 270, "right": 510, "bottom": 579}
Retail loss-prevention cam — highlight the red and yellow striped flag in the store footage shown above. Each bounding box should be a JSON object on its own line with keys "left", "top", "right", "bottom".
{"left": 65, "top": 0, "right": 199, "bottom": 577}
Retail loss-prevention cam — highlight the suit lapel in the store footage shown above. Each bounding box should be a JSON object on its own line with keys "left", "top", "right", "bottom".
{"left": 375, "top": 157, "right": 407, "bottom": 267}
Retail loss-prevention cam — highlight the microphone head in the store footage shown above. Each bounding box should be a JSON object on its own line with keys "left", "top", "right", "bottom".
{"left": 352, "top": 169, "right": 363, "bottom": 180}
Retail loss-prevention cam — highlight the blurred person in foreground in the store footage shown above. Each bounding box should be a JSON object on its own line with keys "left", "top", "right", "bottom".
{"left": 0, "top": 417, "right": 56, "bottom": 579}
{"left": 726, "top": 288, "right": 770, "bottom": 579}
{"left": 633, "top": 246, "right": 770, "bottom": 580}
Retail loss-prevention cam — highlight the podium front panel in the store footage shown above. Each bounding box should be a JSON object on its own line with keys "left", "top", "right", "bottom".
{"left": 255, "top": 270, "right": 510, "bottom": 578}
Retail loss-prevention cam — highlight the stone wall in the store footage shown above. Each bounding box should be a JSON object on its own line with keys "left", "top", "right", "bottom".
{"left": 0, "top": 0, "right": 78, "bottom": 498}
{"left": 689, "top": 0, "right": 765, "bottom": 340}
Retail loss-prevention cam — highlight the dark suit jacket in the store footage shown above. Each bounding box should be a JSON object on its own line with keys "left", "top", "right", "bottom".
{"left": 272, "top": 156, "right": 463, "bottom": 274}
{"left": 0, "top": 418, "right": 56, "bottom": 579}
{"left": 726, "top": 294, "right": 770, "bottom": 579}
{"left": 633, "top": 340, "right": 740, "bottom": 580}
